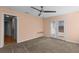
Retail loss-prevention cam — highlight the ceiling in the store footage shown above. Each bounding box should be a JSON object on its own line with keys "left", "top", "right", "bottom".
{"left": 7, "top": 6, "right": 79, "bottom": 18}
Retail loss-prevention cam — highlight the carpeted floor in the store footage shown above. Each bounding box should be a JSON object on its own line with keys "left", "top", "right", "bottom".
{"left": 0, "top": 37, "right": 79, "bottom": 53}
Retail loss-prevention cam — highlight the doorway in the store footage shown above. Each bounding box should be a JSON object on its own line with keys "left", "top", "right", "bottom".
{"left": 51, "top": 20, "right": 64, "bottom": 38}
{"left": 4, "top": 14, "right": 17, "bottom": 45}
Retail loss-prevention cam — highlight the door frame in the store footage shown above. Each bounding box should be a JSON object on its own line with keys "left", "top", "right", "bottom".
{"left": 1, "top": 13, "right": 19, "bottom": 48}
{"left": 4, "top": 14, "right": 18, "bottom": 45}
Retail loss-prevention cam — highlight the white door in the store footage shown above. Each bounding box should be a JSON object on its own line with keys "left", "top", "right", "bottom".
{"left": 51, "top": 21, "right": 58, "bottom": 38}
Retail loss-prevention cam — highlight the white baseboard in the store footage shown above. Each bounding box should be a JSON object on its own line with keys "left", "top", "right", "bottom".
{"left": 17, "top": 35, "right": 44, "bottom": 43}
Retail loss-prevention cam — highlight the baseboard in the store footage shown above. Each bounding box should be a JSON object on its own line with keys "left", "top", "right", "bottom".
{"left": 46, "top": 36, "right": 79, "bottom": 44}
{"left": 17, "top": 36, "right": 44, "bottom": 43}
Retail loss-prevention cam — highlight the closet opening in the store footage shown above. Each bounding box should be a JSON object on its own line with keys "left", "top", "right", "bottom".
{"left": 4, "top": 14, "right": 17, "bottom": 45}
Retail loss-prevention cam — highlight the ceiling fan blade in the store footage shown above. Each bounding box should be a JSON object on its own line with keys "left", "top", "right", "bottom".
{"left": 38, "top": 12, "right": 41, "bottom": 16}
{"left": 43, "top": 11, "right": 56, "bottom": 13}
{"left": 38, "top": 13, "right": 41, "bottom": 16}
{"left": 31, "top": 7, "right": 41, "bottom": 12}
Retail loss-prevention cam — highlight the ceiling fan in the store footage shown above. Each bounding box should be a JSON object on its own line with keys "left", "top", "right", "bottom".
{"left": 31, "top": 6, "right": 56, "bottom": 16}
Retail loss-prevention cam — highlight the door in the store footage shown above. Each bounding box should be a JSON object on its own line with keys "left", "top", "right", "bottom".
{"left": 51, "top": 21, "right": 58, "bottom": 38}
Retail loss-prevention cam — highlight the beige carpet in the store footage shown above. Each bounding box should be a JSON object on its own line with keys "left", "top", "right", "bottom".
{"left": 0, "top": 37, "right": 79, "bottom": 53}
